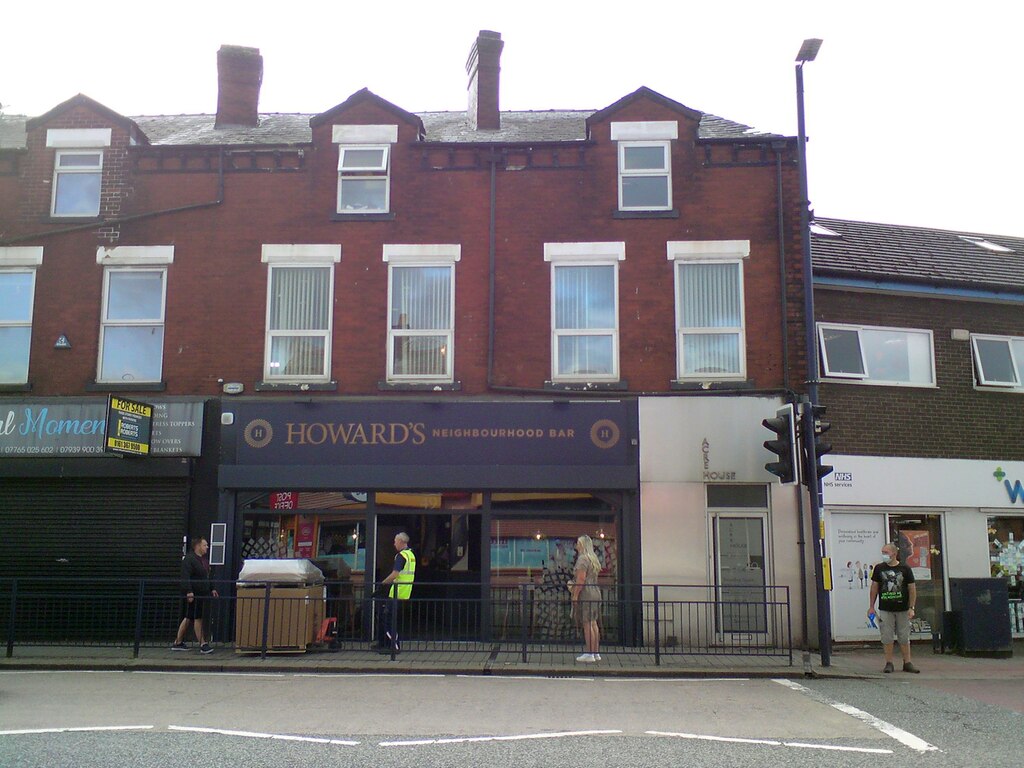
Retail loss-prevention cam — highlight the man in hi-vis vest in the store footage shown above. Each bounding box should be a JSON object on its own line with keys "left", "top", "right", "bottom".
{"left": 378, "top": 532, "right": 416, "bottom": 653}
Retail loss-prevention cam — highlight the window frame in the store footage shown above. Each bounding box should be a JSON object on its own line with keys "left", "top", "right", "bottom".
{"left": 336, "top": 144, "right": 391, "bottom": 214}
{"left": 97, "top": 267, "right": 167, "bottom": 384}
{"left": 51, "top": 149, "right": 104, "bottom": 218}
{"left": 668, "top": 240, "right": 749, "bottom": 382}
{"left": 817, "top": 322, "right": 936, "bottom": 387}
{"left": 383, "top": 244, "right": 460, "bottom": 384}
{"left": 545, "top": 242, "right": 624, "bottom": 383}
{"left": 971, "top": 333, "right": 1024, "bottom": 389}
{"left": 0, "top": 247, "right": 41, "bottom": 385}
{"left": 617, "top": 140, "right": 672, "bottom": 211}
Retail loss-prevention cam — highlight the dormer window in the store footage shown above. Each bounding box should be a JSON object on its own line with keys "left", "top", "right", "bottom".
{"left": 333, "top": 125, "right": 398, "bottom": 216}
{"left": 610, "top": 121, "right": 677, "bottom": 212}
{"left": 47, "top": 129, "right": 111, "bottom": 218}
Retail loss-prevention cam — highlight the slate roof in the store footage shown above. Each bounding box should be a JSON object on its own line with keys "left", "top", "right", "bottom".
{"left": 0, "top": 108, "right": 778, "bottom": 149}
{"left": 812, "top": 217, "right": 1024, "bottom": 294}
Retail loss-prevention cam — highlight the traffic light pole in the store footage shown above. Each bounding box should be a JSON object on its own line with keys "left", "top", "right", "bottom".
{"left": 800, "top": 396, "right": 832, "bottom": 667}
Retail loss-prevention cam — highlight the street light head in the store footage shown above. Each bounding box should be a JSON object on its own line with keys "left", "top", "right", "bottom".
{"left": 796, "top": 38, "right": 823, "bottom": 63}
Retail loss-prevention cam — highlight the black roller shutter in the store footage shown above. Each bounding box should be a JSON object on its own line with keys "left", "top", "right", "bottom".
{"left": 0, "top": 477, "right": 187, "bottom": 583}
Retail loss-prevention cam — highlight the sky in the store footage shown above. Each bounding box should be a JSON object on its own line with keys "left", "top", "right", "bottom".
{"left": 3, "top": 1, "right": 1021, "bottom": 236}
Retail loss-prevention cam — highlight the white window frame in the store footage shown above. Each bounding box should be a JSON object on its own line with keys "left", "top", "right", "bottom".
{"left": 383, "top": 244, "right": 460, "bottom": 383}
{"left": 617, "top": 141, "right": 672, "bottom": 211}
{"left": 261, "top": 244, "right": 341, "bottom": 383}
{"left": 545, "top": 242, "right": 624, "bottom": 383}
{"left": 333, "top": 125, "right": 398, "bottom": 215}
{"left": 611, "top": 121, "right": 677, "bottom": 212}
{"left": 668, "top": 240, "right": 749, "bottom": 382}
{"left": 98, "top": 267, "right": 167, "bottom": 384}
{"left": 971, "top": 333, "right": 1024, "bottom": 389}
{"left": 0, "top": 247, "right": 43, "bottom": 385}
{"left": 818, "top": 322, "right": 936, "bottom": 387}
{"left": 51, "top": 150, "right": 104, "bottom": 217}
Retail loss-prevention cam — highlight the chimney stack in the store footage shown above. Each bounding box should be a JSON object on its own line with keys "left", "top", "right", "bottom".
{"left": 466, "top": 31, "right": 503, "bottom": 131}
{"left": 216, "top": 45, "right": 263, "bottom": 127}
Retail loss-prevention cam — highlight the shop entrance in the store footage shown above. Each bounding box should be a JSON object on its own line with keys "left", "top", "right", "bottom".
{"left": 889, "top": 513, "right": 946, "bottom": 637}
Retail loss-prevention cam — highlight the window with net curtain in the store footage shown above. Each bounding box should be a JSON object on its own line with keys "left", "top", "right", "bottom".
{"left": 266, "top": 266, "right": 331, "bottom": 379}
{"left": 554, "top": 264, "right": 617, "bottom": 379}
{"left": 676, "top": 260, "right": 745, "bottom": 378}
{"left": 388, "top": 264, "right": 453, "bottom": 379}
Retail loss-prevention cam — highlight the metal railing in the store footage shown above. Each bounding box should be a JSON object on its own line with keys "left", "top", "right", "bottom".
{"left": 1, "top": 578, "right": 792, "bottom": 664}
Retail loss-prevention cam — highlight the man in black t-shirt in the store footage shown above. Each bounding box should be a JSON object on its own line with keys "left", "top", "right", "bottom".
{"left": 867, "top": 542, "right": 920, "bottom": 673}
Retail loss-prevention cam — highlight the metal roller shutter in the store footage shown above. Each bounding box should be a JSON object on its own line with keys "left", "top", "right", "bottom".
{"left": 0, "top": 477, "right": 187, "bottom": 582}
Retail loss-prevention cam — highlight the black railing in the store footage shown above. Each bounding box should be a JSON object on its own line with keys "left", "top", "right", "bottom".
{"left": 1, "top": 578, "right": 792, "bottom": 664}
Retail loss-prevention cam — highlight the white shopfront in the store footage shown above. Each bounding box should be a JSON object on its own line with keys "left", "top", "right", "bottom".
{"left": 823, "top": 455, "right": 1024, "bottom": 641}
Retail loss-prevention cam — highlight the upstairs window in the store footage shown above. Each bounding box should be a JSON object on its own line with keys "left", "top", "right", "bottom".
{"left": 47, "top": 129, "right": 111, "bottom": 218}
{"left": 52, "top": 151, "right": 103, "bottom": 217}
{"left": 545, "top": 242, "right": 624, "bottom": 382}
{"left": 99, "top": 269, "right": 166, "bottom": 383}
{"left": 818, "top": 323, "right": 935, "bottom": 386}
{"left": 0, "top": 247, "right": 42, "bottom": 385}
{"left": 261, "top": 245, "right": 341, "bottom": 382}
{"left": 333, "top": 125, "right": 398, "bottom": 216}
{"left": 972, "top": 334, "right": 1024, "bottom": 389}
{"left": 384, "top": 245, "right": 460, "bottom": 382}
{"left": 669, "top": 240, "right": 750, "bottom": 381}
{"left": 610, "top": 121, "right": 677, "bottom": 212}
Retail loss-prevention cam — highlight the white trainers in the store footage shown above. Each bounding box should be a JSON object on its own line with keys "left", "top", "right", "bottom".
{"left": 576, "top": 653, "right": 596, "bottom": 663}
{"left": 594, "top": 654, "right": 601, "bottom": 661}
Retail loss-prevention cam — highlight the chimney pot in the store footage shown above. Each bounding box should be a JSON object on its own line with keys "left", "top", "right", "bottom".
{"left": 466, "top": 30, "right": 503, "bottom": 131}
{"left": 216, "top": 45, "right": 263, "bottom": 128}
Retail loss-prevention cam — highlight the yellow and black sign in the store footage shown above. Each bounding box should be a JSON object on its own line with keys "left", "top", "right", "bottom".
{"left": 104, "top": 396, "right": 153, "bottom": 456}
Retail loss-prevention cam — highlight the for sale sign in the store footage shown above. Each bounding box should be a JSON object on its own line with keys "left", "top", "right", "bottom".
{"left": 104, "top": 396, "right": 153, "bottom": 456}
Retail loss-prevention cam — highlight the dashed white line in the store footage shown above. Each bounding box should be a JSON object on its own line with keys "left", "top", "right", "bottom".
{"left": 773, "top": 678, "right": 940, "bottom": 753}
{"left": 646, "top": 731, "right": 893, "bottom": 754}
{"left": 168, "top": 725, "right": 359, "bottom": 746}
{"left": 0, "top": 726, "right": 154, "bottom": 735}
{"left": 380, "top": 729, "right": 622, "bottom": 747}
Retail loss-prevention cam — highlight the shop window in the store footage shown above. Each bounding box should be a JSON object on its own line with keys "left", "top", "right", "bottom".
{"left": 0, "top": 266, "right": 37, "bottom": 384}
{"left": 383, "top": 245, "right": 460, "bottom": 382}
{"left": 545, "top": 242, "right": 624, "bottom": 382}
{"left": 972, "top": 334, "right": 1024, "bottom": 389}
{"left": 988, "top": 517, "right": 1024, "bottom": 613}
{"left": 98, "top": 268, "right": 166, "bottom": 383}
{"left": 818, "top": 323, "right": 935, "bottom": 386}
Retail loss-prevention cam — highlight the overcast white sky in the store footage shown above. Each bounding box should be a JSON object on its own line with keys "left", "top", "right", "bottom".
{"left": 4, "top": 2, "right": 1020, "bottom": 236}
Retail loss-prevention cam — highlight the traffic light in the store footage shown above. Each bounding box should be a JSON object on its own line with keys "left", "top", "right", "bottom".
{"left": 762, "top": 404, "right": 799, "bottom": 485}
{"left": 802, "top": 404, "right": 834, "bottom": 485}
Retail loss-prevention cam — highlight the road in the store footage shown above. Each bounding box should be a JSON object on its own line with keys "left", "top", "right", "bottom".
{"left": 1, "top": 670, "right": 1021, "bottom": 767}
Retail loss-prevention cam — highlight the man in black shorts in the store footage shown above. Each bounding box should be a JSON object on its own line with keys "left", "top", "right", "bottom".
{"left": 171, "top": 537, "right": 219, "bottom": 654}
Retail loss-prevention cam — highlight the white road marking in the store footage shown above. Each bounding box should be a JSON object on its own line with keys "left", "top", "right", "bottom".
{"left": 134, "top": 671, "right": 285, "bottom": 678}
{"left": 773, "top": 678, "right": 940, "bottom": 753}
{"left": 168, "top": 725, "right": 359, "bottom": 746}
{"left": 457, "top": 674, "right": 595, "bottom": 681}
{"left": 294, "top": 673, "right": 445, "bottom": 678}
{"left": 603, "top": 677, "right": 749, "bottom": 683}
{"left": 646, "top": 731, "right": 893, "bottom": 755}
{"left": 380, "top": 729, "right": 622, "bottom": 747}
{"left": 0, "top": 726, "right": 154, "bottom": 735}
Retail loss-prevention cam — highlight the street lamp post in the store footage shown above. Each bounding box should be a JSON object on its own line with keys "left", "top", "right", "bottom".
{"left": 795, "top": 37, "right": 833, "bottom": 667}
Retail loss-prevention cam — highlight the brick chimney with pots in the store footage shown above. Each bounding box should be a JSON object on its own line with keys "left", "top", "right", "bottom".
{"left": 215, "top": 45, "right": 263, "bottom": 127}
{"left": 466, "top": 31, "right": 503, "bottom": 131}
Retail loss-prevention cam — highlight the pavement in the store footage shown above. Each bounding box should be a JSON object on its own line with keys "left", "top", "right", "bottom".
{"left": 3, "top": 640, "right": 1023, "bottom": 680}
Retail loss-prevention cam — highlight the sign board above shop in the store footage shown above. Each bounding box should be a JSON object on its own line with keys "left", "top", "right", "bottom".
{"left": 0, "top": 399, "right": 205, "bottom": 458}
{"left": 104, "top": 396, "right": 153, "bottom": 456}
{"left": 228, "top": 400, "right": 636, "bottom": 468}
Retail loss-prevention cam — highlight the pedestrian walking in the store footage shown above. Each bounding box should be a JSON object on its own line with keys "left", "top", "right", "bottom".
{"left": 171, "top": 537, "right": 219, "bottom": 654}
{"left": 867, "top": 542, "right": 920, "bottom": 673}
{"left": 377, "top": 532, "right": 415, "bottom": 653}
{"left": 570, "top": 534, "right": 602, "bottom": 663}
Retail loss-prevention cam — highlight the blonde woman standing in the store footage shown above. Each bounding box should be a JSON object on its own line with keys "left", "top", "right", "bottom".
{"left": 570, "top": 535, "right": 602, "bottom": 662}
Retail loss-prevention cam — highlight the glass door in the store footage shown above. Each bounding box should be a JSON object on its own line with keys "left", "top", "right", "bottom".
{"left": 712, "top": 514, "right": 769, "bottom": 637}
{"left": 888, "top": 513, "right": 945, "bottom": 637}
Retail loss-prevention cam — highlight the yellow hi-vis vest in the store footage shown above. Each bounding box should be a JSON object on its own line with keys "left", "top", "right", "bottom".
{"left": 389, "top": 548, "right": 416, "bottom": 599}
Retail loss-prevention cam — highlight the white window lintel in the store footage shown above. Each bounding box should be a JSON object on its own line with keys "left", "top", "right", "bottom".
{"left": 0, "top": 247, "right": 44, "bottom": 266}
{"left": 261, "top": 244, "right": 342, "bottom": 264}
{"left": 610, "top": 121, "right": 679, "bottom": 141}
{"left": 667, "top": 240, "right": 750, "bottom": 261}
{"left": 332, "top": 124, "right": 399, "bottom": 144}
{"left": 96, "top": 245, "right": 174, "bottom": 265}
{"left": 46, "top": 129, "right": 112, "bottom": 148}
{"left": 383, "top": 244, "right": 461, "bottom": 263}
{"left": 544, "top": 242, "right": 626, "bottom": 262}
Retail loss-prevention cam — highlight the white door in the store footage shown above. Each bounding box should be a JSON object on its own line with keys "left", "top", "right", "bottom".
{"left": 712, "top": 514, "right": 769, "bottom": 639}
